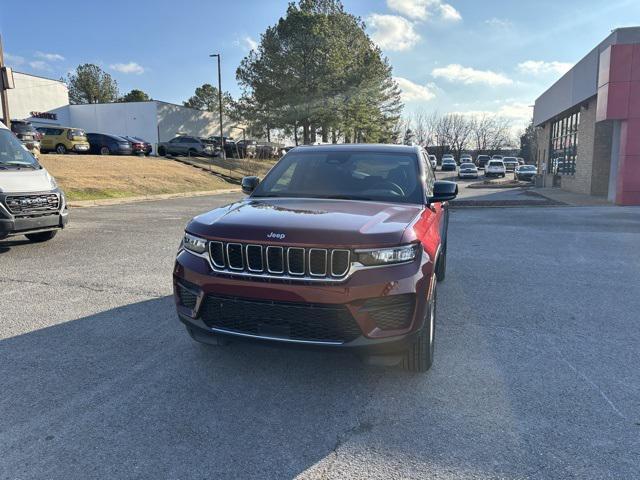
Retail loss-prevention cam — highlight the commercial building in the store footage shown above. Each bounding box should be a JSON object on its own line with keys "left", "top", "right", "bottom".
{"left": 0, "top": 71, "right": 69, "bottom": 121}
{"left": 1, "top": 71, "right": 235, "bottom": 155}
{"left": 533, "top": 27, "right": 640, "bottom": 205}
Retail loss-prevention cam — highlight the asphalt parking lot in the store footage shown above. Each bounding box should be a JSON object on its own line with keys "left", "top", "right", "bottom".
{"left": 1, "top": 194, "right": 640, "bottom": 479}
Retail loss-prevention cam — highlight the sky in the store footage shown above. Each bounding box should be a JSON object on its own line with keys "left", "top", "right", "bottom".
{"left": 2, "top": 0, "right": 639, "bottom": 132}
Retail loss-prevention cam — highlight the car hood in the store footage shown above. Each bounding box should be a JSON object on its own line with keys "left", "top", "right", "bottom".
{"left": 187, "top": 198, "right": 423, "bottom": 247}
{"left": 0, "top": 168, "right": 56, "bottom": 193}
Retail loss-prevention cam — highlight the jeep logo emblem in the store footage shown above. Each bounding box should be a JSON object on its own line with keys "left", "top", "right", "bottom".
{"left": 267, "top": 232, "right": 286, "bottom": 240}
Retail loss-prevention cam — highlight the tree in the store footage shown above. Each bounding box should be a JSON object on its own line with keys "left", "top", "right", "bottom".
{"left": 236, "top": 0, "right": 403, "bottom": 144}
{"left": 120, "top": 89, "right": 151, "bottom": 102}
{"left": 67, "top": 64, "right": 119, "bottom": 104}
{"left": 183, "top": 84, "right": 236, "bottom": 117}
{"left": 520, "top": 120, "right": 537, "bottom": 164}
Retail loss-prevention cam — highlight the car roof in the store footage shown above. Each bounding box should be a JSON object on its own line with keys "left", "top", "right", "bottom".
{"left": 292, "top": 143, "right": 420, "bottom": 154}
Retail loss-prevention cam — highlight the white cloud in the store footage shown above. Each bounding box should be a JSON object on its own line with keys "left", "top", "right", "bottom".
{"left": 234, "top": 36, "right": 258, "bottom": 51}
{"left": 394, "top": 77, "right": 436, "bottom": 101}
{"left": 35, "top": 51, "right": 65, "bottom": 62}
{"left": 386, "top": 0, "right": 461, "bottom": 22}
{"left": 367, "top": 14, "right": 421, "bottom": 51}
{"left": 432, "top": 64, "right": 513, "bottom": 86}
{"left": 110, "top": 62, "right": 145, "bottom": 75}
{"left": 4, "top": 53, "right": 25, "bottom": 65}
{"left": 28, "top": 60, "right": 51, "bottom": 71}
{"left": 453, "top": 102, "right": 532, "bottom": 120}
{"left": 485, "top": 17, "right": 512, "bottom": 28}
{"left": 517, "top": 60, "right": 573, "bottom": 76}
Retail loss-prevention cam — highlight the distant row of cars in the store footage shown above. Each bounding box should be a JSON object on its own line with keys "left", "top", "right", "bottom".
{"left": 11, "top": 120, "right": 153, "bottom": 156}
{"left": 429, "top": 152, "right": 538, "bottom": 181}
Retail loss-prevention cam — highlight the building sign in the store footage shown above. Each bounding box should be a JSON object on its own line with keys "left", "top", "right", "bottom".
{"left": 30, "top": 111, "right": 57, "bottom": 120}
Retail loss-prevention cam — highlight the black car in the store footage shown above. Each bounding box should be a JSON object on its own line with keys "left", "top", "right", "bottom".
{"left": 476, "top": 155, "right": 491, "bottom": 169}
{"left": 87, "top": 133, "right": 134, "bottom": 155}
{"left": 122, "top": 136, "right": 152, "bottom": 156}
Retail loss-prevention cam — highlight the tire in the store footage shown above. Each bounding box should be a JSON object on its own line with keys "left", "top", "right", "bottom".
{"left": 25, "top": 230, "right": 57, "bottom": 242}
{"left": 188, "top": 148, "right": 197, "bottom": 157}
{"left": 402, "top": 281, "right": 436, "bottom": 373}
{"left": 100, "top": 146, "right": 110, "bottom": 155}
{"left": 55, "top": 144, "right": 67, "bottom": 154}
{"left": 158, "top": 146, "right": 166, "bottom": 156}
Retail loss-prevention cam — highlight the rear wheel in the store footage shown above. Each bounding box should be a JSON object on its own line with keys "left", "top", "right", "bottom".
{"left": 158, "top": 146, "right": 166, "bottom": 156}
{"left": 55, "top": 144, "right": 67, "bottom": 154}
{"left": 402, "top": 281, "right": 436, "bottom": 373}
{"left": 25, "top": 230, "right": 57, "bottom": 242}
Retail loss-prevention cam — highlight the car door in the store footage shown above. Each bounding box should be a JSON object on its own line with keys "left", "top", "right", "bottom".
{"left": 40, "top": 128, "right": 54, "bottom": 151}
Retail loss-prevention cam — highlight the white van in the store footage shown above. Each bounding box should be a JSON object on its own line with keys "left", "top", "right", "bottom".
{"left": 0, "top": 121, "right": 68, "bottom": 242}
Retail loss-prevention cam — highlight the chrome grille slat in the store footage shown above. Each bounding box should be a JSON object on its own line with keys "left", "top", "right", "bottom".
{"left": 5, "top": 194, "right": 60, "bottom": 215}
{"left": 206, "top": 242, "right": 351, "bottom": 281}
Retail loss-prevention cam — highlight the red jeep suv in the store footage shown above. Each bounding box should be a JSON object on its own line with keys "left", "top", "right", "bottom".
{"left": 173, "top": 144, "right": 457, "bottom": 372}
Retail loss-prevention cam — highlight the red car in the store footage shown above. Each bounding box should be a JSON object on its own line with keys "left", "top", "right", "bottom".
{"left": 173, "top": 144, "right": 457, "bottom": 372}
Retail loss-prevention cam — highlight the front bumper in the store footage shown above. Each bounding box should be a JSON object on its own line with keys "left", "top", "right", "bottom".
{"left": 173, "top": 249, "right": 434, "bottom": 354}
{"left": 73, "top": 144, "right": 90, "bottom": 152}
{"left": 0, "top": 189, "right": 69, "bottom": 238}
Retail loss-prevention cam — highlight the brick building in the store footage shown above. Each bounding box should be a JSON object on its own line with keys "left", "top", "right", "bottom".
{"left": 533, "top": 27, "right": 640, "bottom": 205}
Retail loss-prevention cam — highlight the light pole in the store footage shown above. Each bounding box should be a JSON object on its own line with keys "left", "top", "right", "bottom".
{"left": 209, "top": 53, "right": 225, "bottom": 159}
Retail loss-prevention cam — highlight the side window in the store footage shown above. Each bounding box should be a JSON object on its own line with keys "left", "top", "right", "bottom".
{"left": 169, "top": 138, "right": 180, "bottom": 143}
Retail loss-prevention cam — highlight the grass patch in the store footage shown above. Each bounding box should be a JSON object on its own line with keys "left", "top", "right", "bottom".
{"left": 39, "top": 154, "right": 234, "bottom": 201}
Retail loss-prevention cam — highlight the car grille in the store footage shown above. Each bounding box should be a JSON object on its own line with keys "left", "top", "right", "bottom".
{"left": 208, "top": 242, "right": 351, "bottom": 280}
{"left": 200, "top": 295, "right": 362, "bottom": 343}
{"left": 362, "top": 294, "right": 415, "bottom": 330}
{"left": 5, "top": 194, "right": 59, "bottom": 216}
{"left": 176, "top": 282, "right": 198, "bottom": 310}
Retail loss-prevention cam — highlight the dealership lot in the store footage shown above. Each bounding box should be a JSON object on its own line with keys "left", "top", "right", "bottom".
{"left": 1, "top": 196, "right": 640, "bottom": 479}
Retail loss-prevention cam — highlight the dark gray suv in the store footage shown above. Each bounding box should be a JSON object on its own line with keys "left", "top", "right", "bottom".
{"left": 158, "top": 136, "right": 215, "bottom": 157}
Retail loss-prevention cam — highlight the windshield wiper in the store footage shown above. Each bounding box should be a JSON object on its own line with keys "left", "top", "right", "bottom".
{"left": 0, "top": 163, "right": 39, "bottom": 169}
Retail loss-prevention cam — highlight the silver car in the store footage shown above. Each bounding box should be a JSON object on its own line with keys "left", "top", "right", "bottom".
{"left": 158, "top": 136, "right": 215, "bottom": 157}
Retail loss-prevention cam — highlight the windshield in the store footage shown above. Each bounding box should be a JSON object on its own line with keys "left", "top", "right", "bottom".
{"left": 0, "top": 130, "right": 40, "bottom": 169}
{"left": 12, "top": 123, "right": 36, "bottom": 134}
{"left": 252, "top": 150, "right": 423, "bottom": 204}
{"left": 488, "top": 161, "right": 503, "bottom": 167}
{"left": 520, "top": 165, "right": 536, "bottom": 171}
{"left": 460, "top": 163, "right": 475, "bottom": 169}
{"left": 69, "top": 129, "right": 86, "bottom": 138}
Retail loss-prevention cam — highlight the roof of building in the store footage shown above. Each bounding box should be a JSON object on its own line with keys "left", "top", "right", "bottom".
{"left": 533, "top": 26, "right": 640, "bottom": 126}
{"left": 13, "top": 71, "right": 67, "bottom": 84}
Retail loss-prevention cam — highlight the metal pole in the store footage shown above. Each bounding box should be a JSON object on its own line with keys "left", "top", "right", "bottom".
{"left": 209, "top": 54, "right": 225, "bottom": 161}
{"left": 0, "top": 34, "right": 11, "bottom": 128}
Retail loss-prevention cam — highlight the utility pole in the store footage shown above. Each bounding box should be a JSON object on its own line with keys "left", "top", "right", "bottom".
{"left": 0, "top": 34, "right": 12, "bottom": 128}
{"left": 209, "top": 53, "right": 225, "bottom": 160}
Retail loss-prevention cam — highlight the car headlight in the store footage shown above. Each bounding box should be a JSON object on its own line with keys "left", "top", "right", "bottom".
{"left": 356, "top": 244, "right": 421, "bottom": 266}
{"left": 183, "top": 232, "right": 208, "bottom": 254}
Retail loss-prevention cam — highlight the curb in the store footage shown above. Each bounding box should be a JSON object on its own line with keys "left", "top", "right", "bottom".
{"left": 68, "top": 189, "right": 241, "bottom": 208}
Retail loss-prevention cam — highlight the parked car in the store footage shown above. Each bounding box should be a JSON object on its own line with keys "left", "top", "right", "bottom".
{"left": 517, "top": 157, "right": 525, "bottom": 165}
{"left": 10, "top": 120, "right": 41, "bottom": 156}
{"left": 485, "top": 159, "right": 506, "bottom": 178}
{"left": 236, "top": 139, "right": 258, "bottom": 158}
{"left": 174, "top": 144, "right": 457, "bottom": 372}
{"left": 491, "top": 155, "right": 504, "bottom": 160}
{"left": 122, "top": 136, "right": 152, "bottom": 156}
{"left": 503, "top": 157, "right": 519, "bottom": 172}
{"left": 476, "top": 155, "right": 491, "bottom": 169}
{"left": 86, "top": 133, "right": 133, "bottom": 156}
{"left": 0, "top": 120, "right": 68, "bottom": 242}
{"left": 460, "top": 154, "right": 473, "bottom": 165}
{"left": 515, "top": 164, "right": 538, "bottom": 181}
{"left": 157, "top": 136, "right": 215, "bottom": 157}
{"left": 442, "top": 153, "right": 454, "bottom": 163}
{"left": 256, "top": 142, "right": 280, "bottom": 159}
{"left": 428, "top": 155, "right": 437, "bottom": 169}
{"left": 458, "top": 162, "right": 479, "bottom": 179}
{"left": 503, "top": 157, "right": 519, "bottom": 170}
{"left": 37, "top": 126, "right": 90, "bottom": 154}
{"left": 441, "top": 158, "right": 457, "bottom": 171}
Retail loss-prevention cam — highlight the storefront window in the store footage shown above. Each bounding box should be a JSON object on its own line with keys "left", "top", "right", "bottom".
{"left": 549, "top": 110, "right": 580, "bottom": 176}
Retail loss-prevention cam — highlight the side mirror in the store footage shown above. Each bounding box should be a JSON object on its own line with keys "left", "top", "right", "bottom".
{"left": 429, "top": 180, "right": 458, "bottom": 203}
{"left": 241, "top": 176, "right": 260, "bottom": 194}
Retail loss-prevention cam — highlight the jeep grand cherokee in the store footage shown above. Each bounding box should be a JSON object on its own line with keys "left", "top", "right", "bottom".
{"left": 173, "top": 144, "right": 457, "bottom": 372}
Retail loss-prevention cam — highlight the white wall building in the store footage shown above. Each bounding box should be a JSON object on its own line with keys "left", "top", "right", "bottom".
{"left": 0, "top": 71, "right": 69, "bottom": 121}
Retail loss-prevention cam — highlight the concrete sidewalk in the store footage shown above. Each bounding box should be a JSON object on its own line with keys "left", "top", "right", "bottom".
{"left": 532, "top": 187, "right": 613, "bottom": 207}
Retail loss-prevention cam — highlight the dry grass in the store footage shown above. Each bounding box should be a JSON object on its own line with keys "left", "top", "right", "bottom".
{"left": 39, "top": 154, "right": 232, "bottom": 201}
{"left": 174, "top": 155, "right": 278, "bottom": 180}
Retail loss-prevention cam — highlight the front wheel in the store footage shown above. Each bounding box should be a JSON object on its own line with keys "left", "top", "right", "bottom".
{"left": 158, "top": 146, "right": 166, "bottom": 156}
{"left": 100, "top": 146, "right": 110, "bottom": 155}
{"left": 402, "top": 282, "right": 436, "bottom": 373}
{"left": 55, "top": 144, "right": 67, "bottom": 154}
{"left": 25, "top": 230, "right": 57, "bottom": 242}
